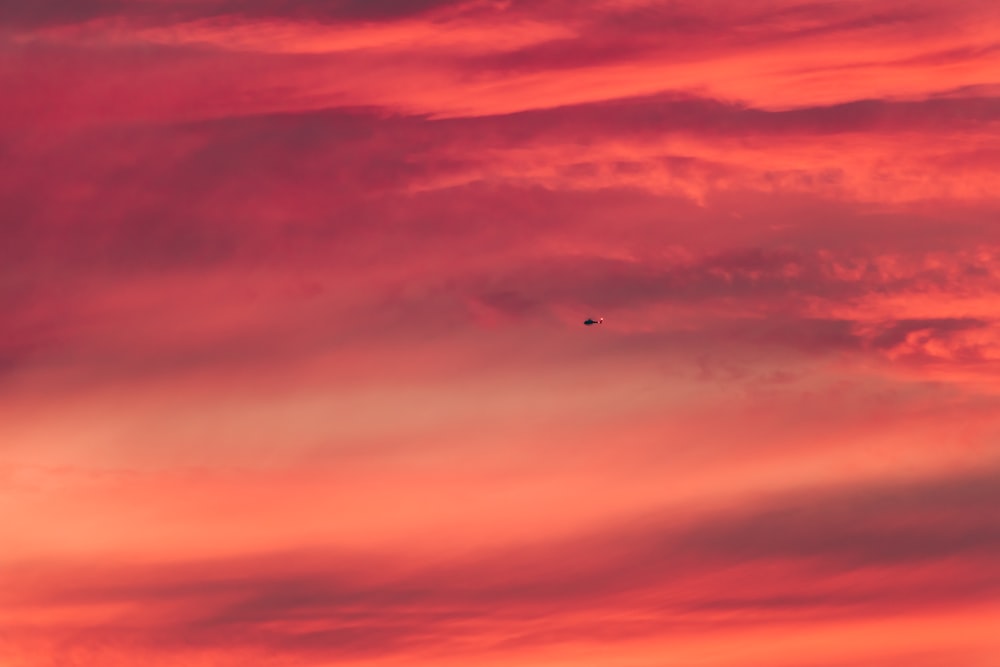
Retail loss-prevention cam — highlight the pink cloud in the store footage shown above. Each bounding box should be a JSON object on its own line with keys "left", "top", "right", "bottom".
{"left": 4, "top": 2, "right": 1000, "bottom": 666}
{"left": 3, "top": 468, "right": 998, "bottom": 665}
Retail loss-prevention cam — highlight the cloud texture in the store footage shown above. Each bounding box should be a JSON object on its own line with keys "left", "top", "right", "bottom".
{"left": 2, "top": 1, "right": 999, "bottom": 666}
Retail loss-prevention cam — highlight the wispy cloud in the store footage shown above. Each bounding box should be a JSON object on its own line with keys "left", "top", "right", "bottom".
{"left": 5, "top": 468, "right": 999, "bottom": 664}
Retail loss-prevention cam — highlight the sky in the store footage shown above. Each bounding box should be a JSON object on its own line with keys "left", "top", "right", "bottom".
{"left": 2, "top": 1, "right": 1000, "bottom": 665}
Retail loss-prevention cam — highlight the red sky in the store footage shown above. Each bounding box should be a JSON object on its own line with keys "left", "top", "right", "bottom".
{"left": 2, "top": 1, "right": 1000, "bottom": 665}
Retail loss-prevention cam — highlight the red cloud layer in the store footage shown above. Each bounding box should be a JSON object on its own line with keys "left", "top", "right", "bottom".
{"left": 2, "top": 1, "right": 1000, "bottom": 666}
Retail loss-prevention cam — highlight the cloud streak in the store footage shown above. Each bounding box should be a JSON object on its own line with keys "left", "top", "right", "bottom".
{"left": 5, "top": 468, "right": 999, "bottom": 665}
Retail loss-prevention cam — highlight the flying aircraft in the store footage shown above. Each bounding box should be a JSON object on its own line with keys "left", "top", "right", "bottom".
{"left": 583, "top": 318, "right": 604, "bottom": 326}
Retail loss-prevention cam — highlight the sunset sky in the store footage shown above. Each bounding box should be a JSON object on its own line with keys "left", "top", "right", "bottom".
{"left": 2, "top": 1, "right": 1000, "bottom": 665}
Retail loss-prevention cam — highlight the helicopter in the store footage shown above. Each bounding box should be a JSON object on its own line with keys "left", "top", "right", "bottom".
{"left": 583, "top": 318, "right": 604, "bottom": 326}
